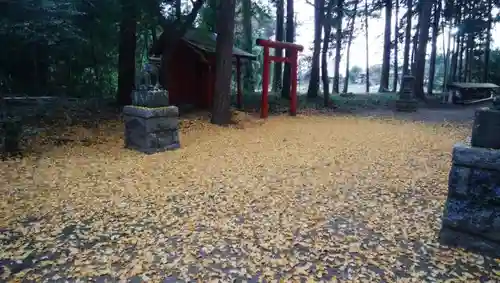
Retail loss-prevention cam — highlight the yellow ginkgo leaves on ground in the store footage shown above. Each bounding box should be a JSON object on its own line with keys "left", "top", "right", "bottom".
{"left": 0, "top": 112, "right": 497, "bottom": 282}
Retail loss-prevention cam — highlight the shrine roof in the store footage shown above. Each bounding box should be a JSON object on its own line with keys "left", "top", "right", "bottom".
{"left": 151, "top": 28, "right": 256, "bottom": 60}
{"left": 183, "top": 29, "right": 256, "bottom": 60}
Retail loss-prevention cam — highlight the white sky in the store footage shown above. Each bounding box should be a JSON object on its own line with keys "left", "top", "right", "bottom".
{"left": 289, "top": 0, "right": 500, "bottom": 75}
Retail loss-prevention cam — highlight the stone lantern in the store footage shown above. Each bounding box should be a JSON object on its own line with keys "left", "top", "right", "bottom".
{"left": 395, "top": 75, "right": 418, "bottom": 112}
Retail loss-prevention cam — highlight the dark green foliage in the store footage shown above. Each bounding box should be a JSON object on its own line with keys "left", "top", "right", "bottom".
{"left": 1, "top": 0, "right": 274, "bottom": 104}
{"left": 0, "top": 0, "right": 120, "bottom": 97}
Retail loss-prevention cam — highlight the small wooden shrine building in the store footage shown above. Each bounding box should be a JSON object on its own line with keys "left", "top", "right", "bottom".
{"left": 150, "top": 28, "right": 256, "bottom": 109}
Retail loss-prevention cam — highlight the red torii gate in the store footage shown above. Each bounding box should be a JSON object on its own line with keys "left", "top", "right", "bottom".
{"left": 256, "top": 39, "right": 304, "bottom": 118}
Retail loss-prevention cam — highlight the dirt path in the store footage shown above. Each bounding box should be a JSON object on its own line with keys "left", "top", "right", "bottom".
{"left": 0, "top": 113, "right": 498, "bottom": 282}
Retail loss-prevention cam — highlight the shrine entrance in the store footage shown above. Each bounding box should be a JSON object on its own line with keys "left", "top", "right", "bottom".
{"left": 256, "top": 39, "right": 304, "bottom": 118}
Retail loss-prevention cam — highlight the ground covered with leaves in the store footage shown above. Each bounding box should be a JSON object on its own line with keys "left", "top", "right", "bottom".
{"left": 1, "top": 112, "right": 499, "bottom": 282}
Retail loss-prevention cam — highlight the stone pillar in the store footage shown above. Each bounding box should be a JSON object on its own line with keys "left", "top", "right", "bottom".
{"left": 470, "top": 97, "right": 500, "bottom": 149}
{"left": 395, "top": 75, "right": 418, "bottom": 112}
{"left": 439, "top": 100, "right": 500, "bottom": 257}
{"left": 123, "top": 106, "right": 180, "bottom": 154}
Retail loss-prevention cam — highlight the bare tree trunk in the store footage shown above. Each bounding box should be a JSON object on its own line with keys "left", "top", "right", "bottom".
{"left": 484, "top": 0, "right": 493, "bottom": 82}
{"left": 321, "top": 29, "right": 331, "bottom": 99}
{"left": 378, "top": 0, "right": 392, "bottom": 92}
{"left": 450, "top": 3, "right": 461, "bottom": 82}
{"left": 466, "top": 34, "right": 474, "bottom": 82}
{"left": 458, "top": 34, "right": 464, "bottom": 81}
{"left": 451, "top": 35, "right": 459, "bottom": 82}
{"left": 332, "top": 0, "right": 344, "bottom": 94}
{"left": 151, "top": 26, "right": 157, "bottom": 43}
{"left": 307, "top": 0, "right": 325, "bottom": 98}
{"left": 413, "top": 0, "right": 433, "bottom": 100}
{"left": 211, "top": 0, "right": 236, "bottom": 125}
{"left": 242, "top": 0, "right": 254, "bottom": 92}
{"left": 458, "top": 3, "right": 467, "bottom": 82}
{"left": 410, "top": 20, "right": 419, "bottom": 75}
{"left": 322, "top": 1, "right": 335, "bottom": 104}
{"left": 175, "top": 0, "right": 182, "bottom": 19}
{"left": 442, "top": 18, "right": 451, "bottom": 92}
{"left": 392, "top": 0, "right": 399, "bottom": 92}
{"left": 273, "top": 0, "right": 285, "bottom": 92}
{"left": 281, "top": 0, "right": 294, "bottom": 99}
{"left": 343, "top": 1, "right": 358, "bottom": 94}
{"left": 208, "top": 0, "right": 218, "bottom": 32}
{"left": 400, "top": 0, "right": 412, "bottom": 93}
{"left": 427, "top": 1, "right": 441, "bottom": 95}
{"left": 364, "top": 0, "right": 370, "bottom": 93}
{"left": 117, "top": 0, "right": 137, "bottom": 106}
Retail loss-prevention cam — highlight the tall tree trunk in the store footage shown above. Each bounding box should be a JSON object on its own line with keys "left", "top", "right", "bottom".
{"left": 211, "top": 0, "right": 236, "bottom": 125}
{"left": 281, "top": 0, "right": 294, "bottom": 99}
{"left": 466, "top": 34, "right": 474, "bottom": 82}
{"left": 378, "top": 0, "right": 392, "bottom": 92}
{"left": 458, "top": 33, "right": 465, "bottom": 82}
{"left": 117, "top": 0, "right": 137, "bottom": 106}
{"left": 450, "top": 3, "right": 461, "bottom": 82}
{"left": 413, "top": 0, "right": 433, "bottom": 100}
{"left": 483, "top": 0, "right": 493, "bottom": 82}
{"left": 464, "top": 31, "right": 471, "bottom": 82}
{"left": 208, "top": 0, "right": 218, "bottom": 32}
{"left": 176, "top": 0, "right": 182, "bottom": 19}
{"left": 242, "top": 0, "right": 254, "bottom": 92}
{"left": 322, "top": 2, "right": 335, "bottom": 103}
{"left": 450, "top": 34, "right": 459, "bottom": 82}
{"left": 307, "top": 0, "right": 325, "bottom": 98}
{"left": 364, "top": 0, "right": 370, "bottom": 92}
{"left": 321, "top": 30, "right": 331, "bottom": 100}
{"left": 442, "top": 18, "right": 451, "bottom": 91}
{"left": 392, "top": 0, "right": 399, "bottom": 92}
{"left": 458, "top": 4, "right": 466, "bottom": 82}
{"left": 401, "top": 0, "right": 412, "bottom": 79}
{"left": 273, "top": 0, "right": 285, "bottom": 92}
{"left": 410, "top": 19, "right": 419, "bottom": 75}
{"left": 151, "top": 26, "right": 157, "bottom": 44}
{"left": 343, "top": 2, "right": 358, "bottom": 94}
{"left": 427, "top": 1, "right": 440, "bottom": 95}
{"left": 332, "top": 0, "right": 344, "bottom": 94}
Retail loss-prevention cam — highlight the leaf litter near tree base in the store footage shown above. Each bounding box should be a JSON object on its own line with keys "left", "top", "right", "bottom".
{"left": 0, "top": 111, "right": 498, "bottom": 282}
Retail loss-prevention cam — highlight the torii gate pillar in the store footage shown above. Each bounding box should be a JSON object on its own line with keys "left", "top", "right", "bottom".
{"left": 256, "top": 39, "right": 304, "bottom": 118}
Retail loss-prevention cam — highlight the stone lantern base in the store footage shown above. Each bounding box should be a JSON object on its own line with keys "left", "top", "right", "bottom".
{"left": 438, "top": 143, "right": 500, "bottom": 258}
{"left": 439, "top": 105, "right": 500, "bottom": 258}
{"left": 123, "top": 105, "right": 180, "bottom": 154}
{"left": 395, "top": 98, "right": 418, "bottom": 112}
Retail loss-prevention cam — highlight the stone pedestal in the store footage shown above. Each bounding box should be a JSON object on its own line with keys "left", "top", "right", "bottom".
{"left": 132, "top": 89, "right": 169, "bottom": 108}
{"left": 438, "top": 143, "right": 500, "bottom": 258}
{"left": 395, "top": 75, "right": 418, "bottom": 112}
{"left": 123, "top": 105, "right": 180, "bottom": 154}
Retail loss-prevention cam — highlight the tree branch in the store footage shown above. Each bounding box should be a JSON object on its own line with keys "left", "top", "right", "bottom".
{"left": 150, "top": 0, "right": 205, "bottom": 55}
